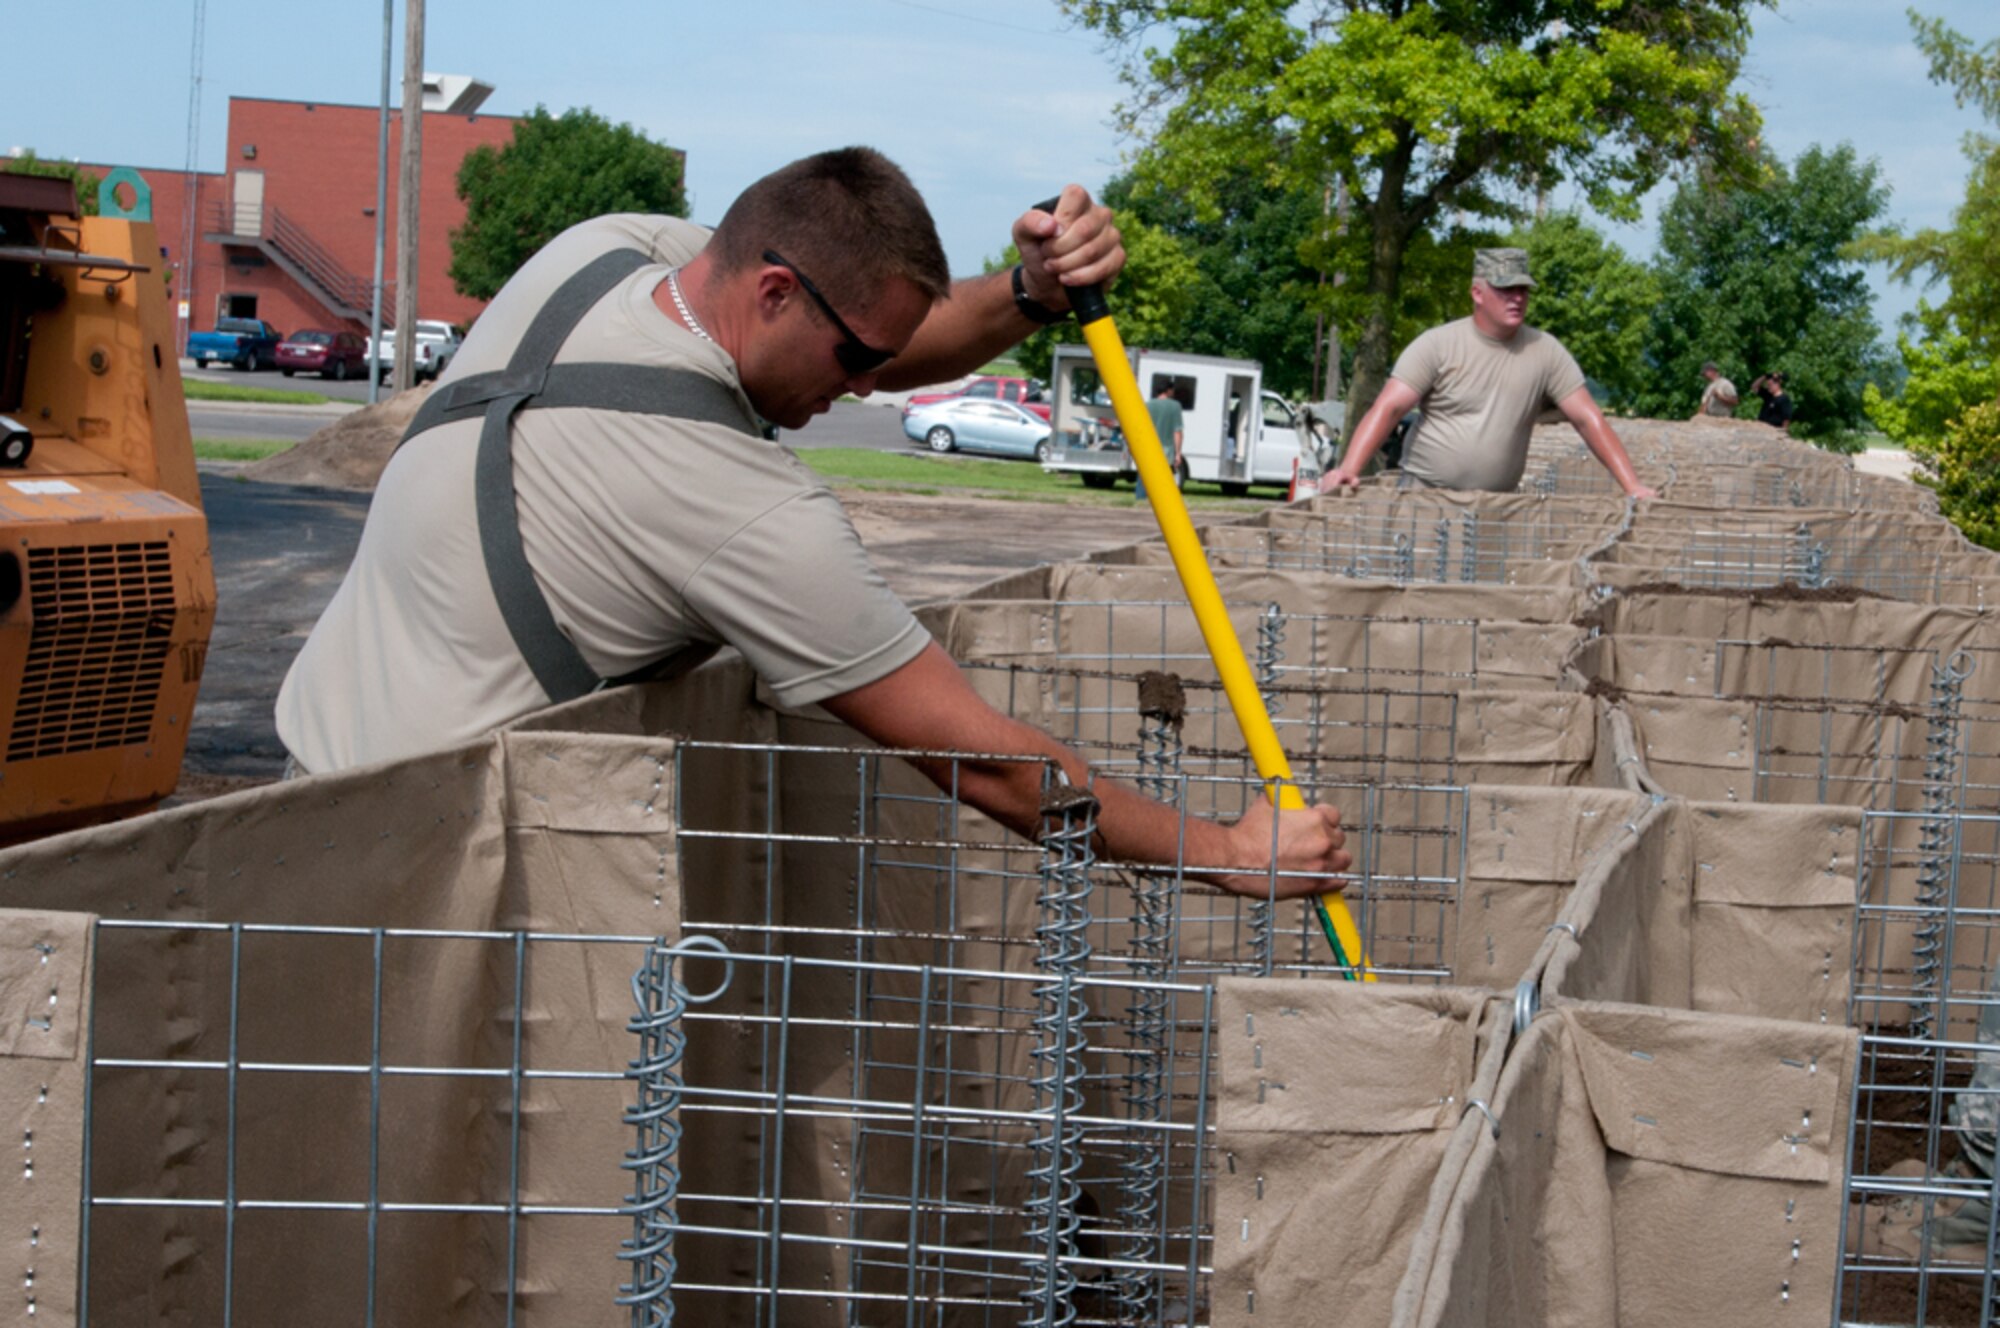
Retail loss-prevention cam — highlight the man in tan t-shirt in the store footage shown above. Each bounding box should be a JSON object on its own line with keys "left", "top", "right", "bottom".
{"left": 1694, "top": 361, "right": 1739, "bottom": 419}
{"left": 1326, "top": 249, "right": 1657, "bottom": 497}
{"left": 278, "top": 147, "right": 1349, "bottom": 903}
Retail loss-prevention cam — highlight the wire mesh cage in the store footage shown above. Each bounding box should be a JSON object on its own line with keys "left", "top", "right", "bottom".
{"left": 1844, "top": 808, "right": 2000, "bottom": 1328}
{"left": 67, "top": 737, "right": 1475, "bottom": 1327}
{"left": 1602, "top": 513, "right": 1977, "bottom": 600}
{"left": 1196, "top": 501, "right": 1617, "bottom": 584}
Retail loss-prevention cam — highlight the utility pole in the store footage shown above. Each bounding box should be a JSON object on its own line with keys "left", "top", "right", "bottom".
{"left": 392, "top": 0, "right": 424, "bottom": 393}
{"left": 367, "top": 0, "right": 392, "bottom": 404}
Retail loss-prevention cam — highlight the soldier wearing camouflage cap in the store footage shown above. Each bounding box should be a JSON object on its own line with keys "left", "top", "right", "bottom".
{"left": 1327, "top": 247, "right": 1656, "bottom": 498}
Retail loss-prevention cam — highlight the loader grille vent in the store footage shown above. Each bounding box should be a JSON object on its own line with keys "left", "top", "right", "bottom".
{"left": 9, "top": 542, "right": 176, "bottom": 761}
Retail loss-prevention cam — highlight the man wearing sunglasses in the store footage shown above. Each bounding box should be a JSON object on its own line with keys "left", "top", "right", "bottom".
{"left": 279, "top": 147, "right": 1350, "bottom": 902}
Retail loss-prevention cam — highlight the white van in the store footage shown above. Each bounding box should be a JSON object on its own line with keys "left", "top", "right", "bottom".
{"left": 1040, "top": 346, "right": 1309, "bottom": 494}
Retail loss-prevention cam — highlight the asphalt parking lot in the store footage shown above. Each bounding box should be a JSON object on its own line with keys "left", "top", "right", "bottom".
{"left": 175, "top": 460, "right": 1166, "bottom": 800}
{"left": 182, "top": 359, "right": 940, "bottom": 452}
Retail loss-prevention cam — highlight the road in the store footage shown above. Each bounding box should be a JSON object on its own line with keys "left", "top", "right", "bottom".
{"left": 182, "top": 359, "right": 943, "bottom": 452}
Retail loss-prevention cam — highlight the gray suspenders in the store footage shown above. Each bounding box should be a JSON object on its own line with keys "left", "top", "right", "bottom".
{"left": 397, "top": 247, "right": 760, "bottom": 703}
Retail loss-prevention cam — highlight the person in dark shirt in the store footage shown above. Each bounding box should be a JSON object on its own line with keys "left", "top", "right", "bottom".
{"left": 1750, "top": 371, "right": 1794, "bottom": 433}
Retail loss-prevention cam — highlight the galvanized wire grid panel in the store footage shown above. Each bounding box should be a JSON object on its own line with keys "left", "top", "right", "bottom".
{"left": 1615, "top": 519, "right": 1961, "bottom": 598}
{"left": 1707, "top": 641, "right": 2000, "bottom": 817}
{"left": 74, "top": 739, "right": 1468, "bottom": 1327}
{"left": 1200, "top": 508, "right": 1601, "bottom": 583}
{"left": 665, "top": 741, "right": 1463, "bottom": 1325}
{"left": 1843, "top": 809, "right": 2000, "bottom": 1328}
{"left": 1518, "top": 445, "right": 1672, "bottom": 498}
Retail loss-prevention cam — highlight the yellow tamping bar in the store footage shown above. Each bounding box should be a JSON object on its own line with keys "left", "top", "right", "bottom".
{"left": 1068, "top": 303, "right": 1371, "bottom": 980}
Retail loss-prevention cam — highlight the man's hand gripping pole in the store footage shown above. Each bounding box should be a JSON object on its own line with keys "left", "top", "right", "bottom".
{"left": 1033, "top": 199, "right": 1371, "bottom": 980}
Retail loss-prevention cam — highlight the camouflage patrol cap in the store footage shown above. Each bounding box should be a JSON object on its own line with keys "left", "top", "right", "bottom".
{"left": 1473, "top": 248, "right": 1536, "bottom": 289}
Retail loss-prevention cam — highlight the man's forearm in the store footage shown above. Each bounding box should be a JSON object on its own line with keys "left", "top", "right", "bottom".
{"left": 1579, "top": 418, "right": 1644, "bottom": 492}
{"left": 1559, "top": 389, "right": 1648, "bottom": 496}
{"left": 899, "top": 715, "right": 1246, "bottom": 874}
{"left": 876, "top": 270, "right": 1047, "bottom": 392}
{"left": 1334, "top": 408, "right": 1395, "bottom": 478}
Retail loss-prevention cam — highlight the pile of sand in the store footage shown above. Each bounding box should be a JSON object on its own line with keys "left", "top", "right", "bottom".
{"left": 242, "top": 383, "right": 436, "bottom": 491}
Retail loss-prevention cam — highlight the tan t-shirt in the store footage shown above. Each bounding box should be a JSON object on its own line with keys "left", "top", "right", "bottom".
{"left": 276, "top": 215, "right": 927, "bottom": 773}
{"left": 1390, "top": 318, "right": 1586, "bottom": 491}
{"left": 1700, "top": 375, "right": 1738, "bottom": 417}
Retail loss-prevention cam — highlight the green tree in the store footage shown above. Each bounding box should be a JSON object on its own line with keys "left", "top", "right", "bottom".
{"left": 1098, "top": 168, "right": 1505, "bottom": 400}
{"left": 449, "top": 107, "right": 686, "bottom": 300}
{"left": 1920, "top": 398, "right": 2000, "bottom": 549}
{"left": 1865, "top": 316, "right": 2000, "bottom": 448}
{"left": 1854, "top": 14, "right": 2000, "bottom": 543}
{"left": 1633, "top": 144, "right": 1890, "bottom": 446}
{"left": 1506, "top": 212, "right": 1659, "bottom": 411}
{"left": 3, "top": 153, "right": 101, "bottom": 216}
{"left": 1102, "top": 170, "right": 1324, "bottom": 396}
{"left": 1061, "top": 0, "right": 1769, "bottom": 429}
{"left": 1851, "top": 13, "right": 2000, "bottom": 352}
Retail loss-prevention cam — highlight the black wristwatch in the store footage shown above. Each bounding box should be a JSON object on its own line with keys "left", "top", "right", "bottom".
{"left": 1011, "top": 264, "right": 1069, "bottom": 325}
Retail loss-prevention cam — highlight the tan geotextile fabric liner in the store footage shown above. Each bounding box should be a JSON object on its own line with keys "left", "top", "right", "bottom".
{"left": 1531, "top": 798, "right": 1860, "bottom": 1026}
{"left": 1398, "top": 1002, "right": 1858, "bottom": 1328}
{"left": 0, "top": 731, "right": 686, "bottom": 1326}
{"left": 1210, "top": 979, "right": 1513, "bottom": 1328}
{"left": 1452, "top": 785, "right": 1655, "bottom": 993}
{"left": 0, "top": 911, "right": 94, "bottom": 1327}
{"left": 1572, "top": 613, "right": 1998, "bottom": 1035}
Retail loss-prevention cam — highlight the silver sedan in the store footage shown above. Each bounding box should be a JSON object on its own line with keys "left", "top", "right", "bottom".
{"left": 901, "top": 398, "right": 1054, "bottom": 461}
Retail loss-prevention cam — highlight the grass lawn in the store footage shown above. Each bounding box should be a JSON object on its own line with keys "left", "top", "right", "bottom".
{"left": 798, "top": 448, "right": 1269, "bottom": 509}
{"left": 193, "top": 438, "right": 296, "bottom": 462}
{"left": 182, "top": 379, "right": 330, "bottom": 406}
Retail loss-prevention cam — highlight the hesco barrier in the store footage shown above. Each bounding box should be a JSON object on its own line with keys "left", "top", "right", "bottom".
{"left": 0, "top": 419, "right": 1996, "bottom": 1326}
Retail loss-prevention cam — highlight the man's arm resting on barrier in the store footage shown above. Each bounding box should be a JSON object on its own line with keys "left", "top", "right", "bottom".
{"left": 819, "top": 643, "right": 1349, "bottom": 898}
{"left": 1557, "top": 386, "right": 1658, "bottom": 500}
{"left": 1327, "top": 378, "right": 1421, "bottom": 489}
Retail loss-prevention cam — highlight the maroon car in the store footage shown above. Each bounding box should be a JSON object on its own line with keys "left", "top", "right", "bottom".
{"left": 900, "top": 374, "right": 1051, "bottom": 422}
{"left": 276, "top": 329, "right": 368, "bottom": 381}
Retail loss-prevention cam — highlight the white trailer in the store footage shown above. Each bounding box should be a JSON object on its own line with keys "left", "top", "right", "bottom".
{"left": 1040, "top": 345, "right": 1310, "bottom": 495}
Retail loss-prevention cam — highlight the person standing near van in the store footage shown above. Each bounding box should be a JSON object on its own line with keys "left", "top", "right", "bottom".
{"left": 1750, "top": 371, "right": 1795, "bottom": 433}
{"left": 1694, "top": 362, "right": 1739, "bottom": 419}
{"left": 1325, "top": 249, "right": 1656, "bottom": 498}
{"left": 1135, "top": 380, "right": 1185, "bottom": 500}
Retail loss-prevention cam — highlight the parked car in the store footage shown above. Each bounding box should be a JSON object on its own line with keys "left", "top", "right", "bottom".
{"left": 368, "top": 320, "right": 464, "bottom": 384}
{"left": 902, "top": 398, "right": 1053, "bottom": 460}
{"left": 276, "top": 330, "right": 368, "bottom": 381}
{"left": 190, "top": 318, "right": 284, "bottom": 371}
{"left": 901, "top": 375, "right": 1051, "bottom": 423}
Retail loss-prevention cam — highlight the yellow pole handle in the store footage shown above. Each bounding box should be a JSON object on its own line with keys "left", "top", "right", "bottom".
{"left": 1071, "top": 314, "right": 1371, "bottom": 980}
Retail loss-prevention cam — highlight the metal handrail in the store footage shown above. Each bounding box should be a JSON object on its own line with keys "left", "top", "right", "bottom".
{"left": 205, "top": 201, "right": 391, "bottom": 321}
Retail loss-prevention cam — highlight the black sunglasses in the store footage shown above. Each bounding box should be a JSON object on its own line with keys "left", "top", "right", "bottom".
{"left": 763, "top": 249, "right": 896, "bottom": 377}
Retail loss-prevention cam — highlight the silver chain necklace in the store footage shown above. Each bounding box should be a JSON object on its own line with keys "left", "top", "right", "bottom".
{"left": 664, "top": 267, "right": 714, "bottom": 344}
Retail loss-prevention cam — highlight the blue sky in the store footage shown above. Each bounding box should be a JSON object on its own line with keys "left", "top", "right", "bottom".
{"left": 9, "top": 0, "right": 1992, "bottom": 335}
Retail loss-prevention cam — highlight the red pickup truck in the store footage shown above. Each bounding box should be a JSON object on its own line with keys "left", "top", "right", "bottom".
{"left": 901, "top": 375, "right": 1051, "bottom": 422}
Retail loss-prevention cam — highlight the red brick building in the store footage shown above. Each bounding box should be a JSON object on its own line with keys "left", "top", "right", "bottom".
{"left": 90, "top": 96, "right": 521, "bottom": 348}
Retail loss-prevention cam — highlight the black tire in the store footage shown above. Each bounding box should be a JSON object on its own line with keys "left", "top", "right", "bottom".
{"left": 194, "top": 357, "right": 209, "bottom": 369}
{"left": 281, "top": 368, "right": 295, "bottom": 377}
{"left": 331, "top": 359, "right": 349, "bottom": 382}
{"left": 235, "top": 355, "right": 252, "bottom": 371}
{"left": 926, "top": 425, "right": 956, "bottom": 453}
{"left": 0, "top": 433, "right": 31, "bottom": 467}
{"left": 1034, "top": 438, "right": 1053, "bottom": 463}
{"left": 1081, "top": 472, "right": 1115, "bottom": 490}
